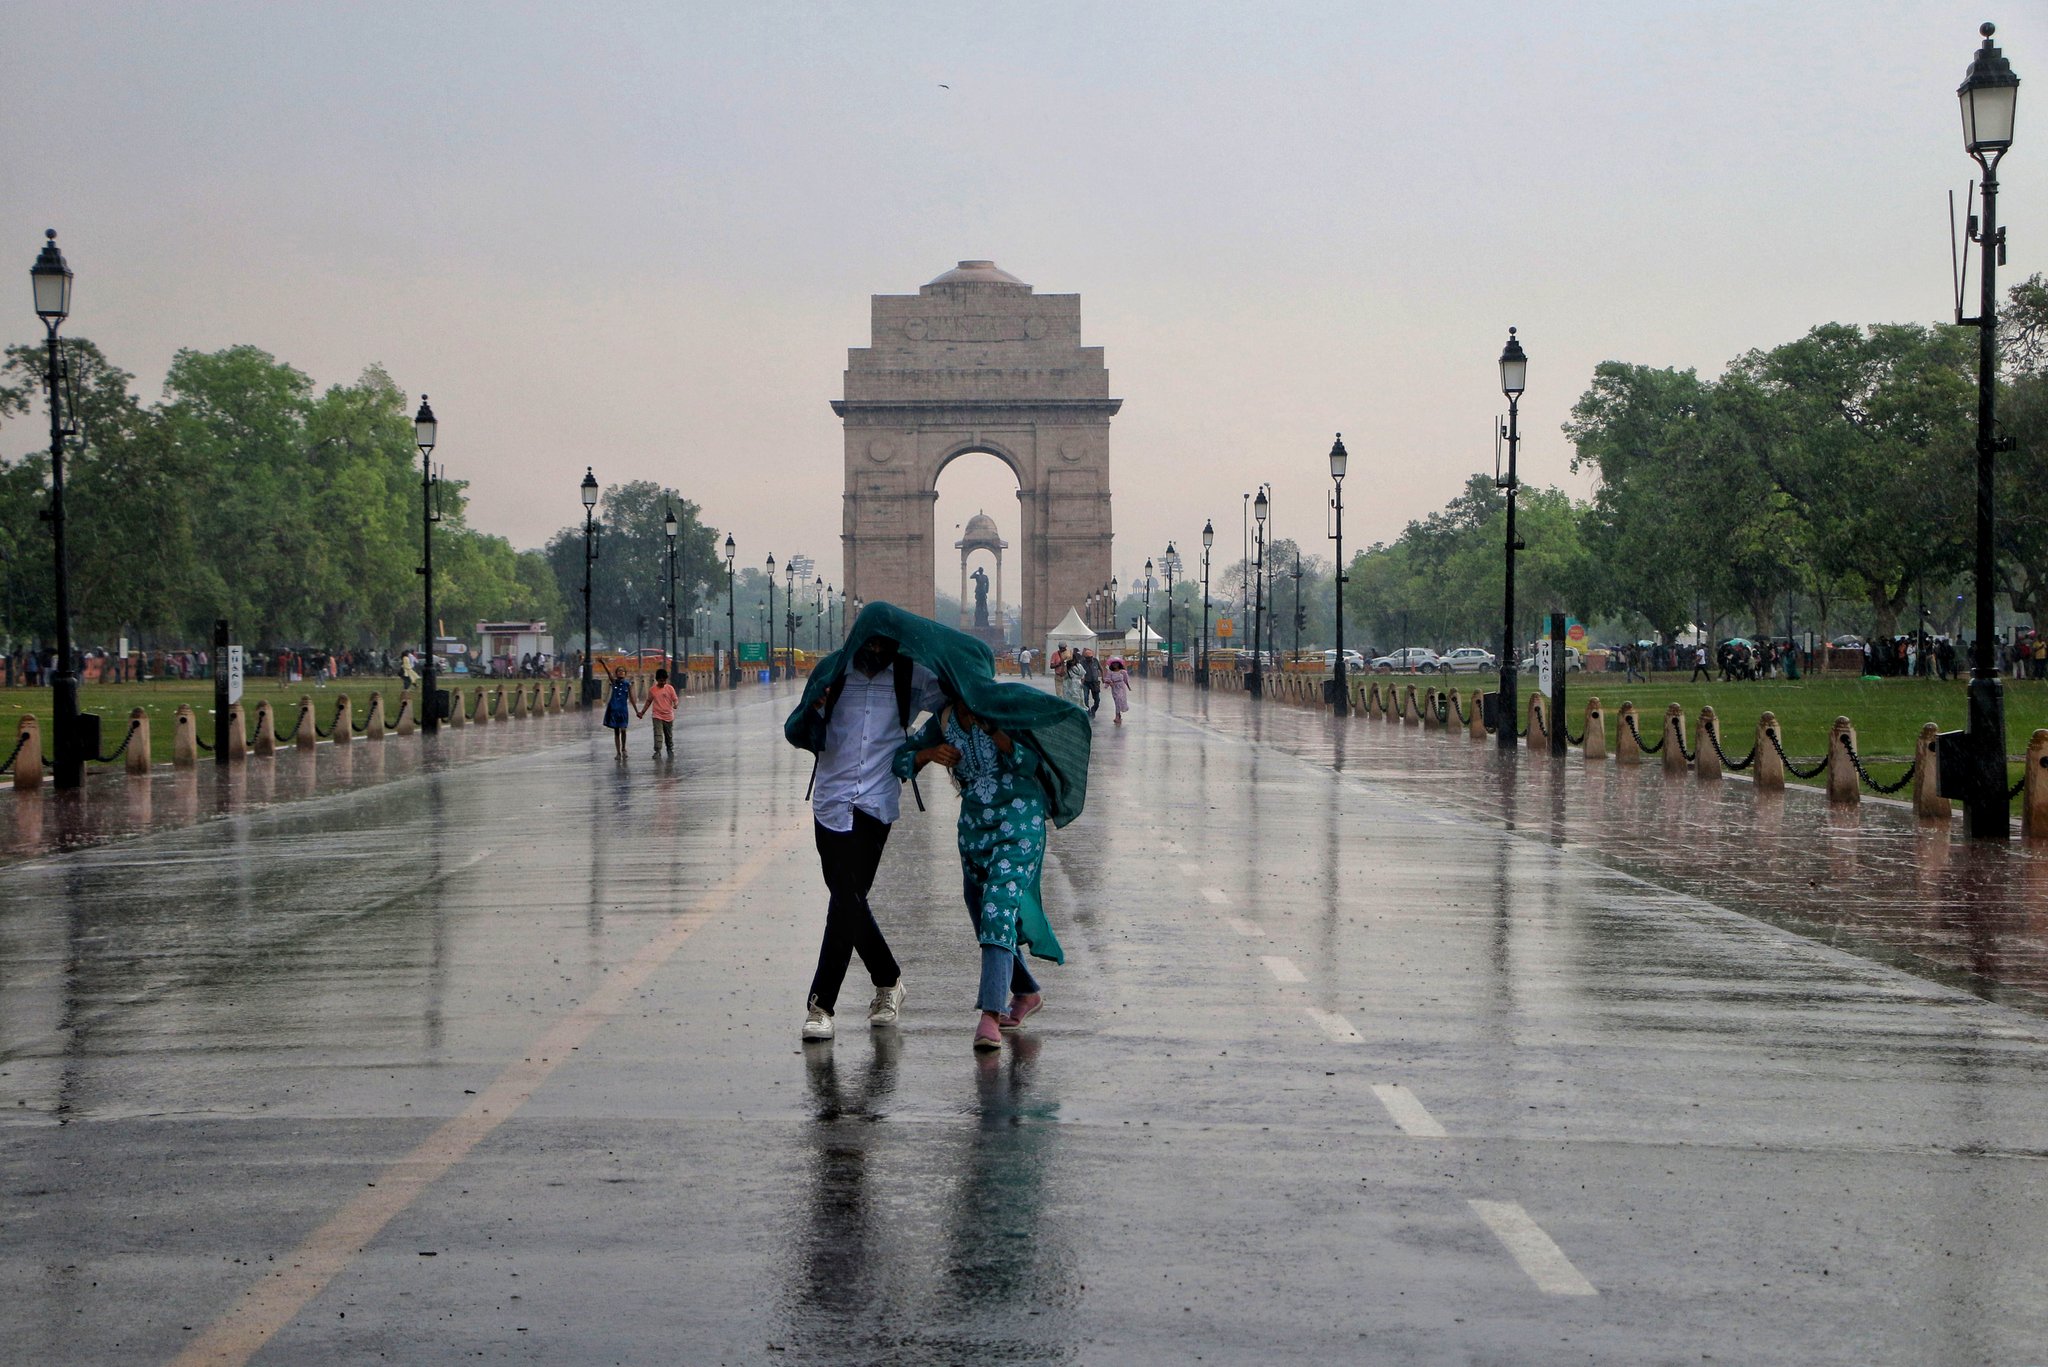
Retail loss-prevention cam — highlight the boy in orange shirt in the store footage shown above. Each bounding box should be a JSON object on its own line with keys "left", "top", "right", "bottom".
{"left": 637, "top": 668, "right": 680, "bottom": 758}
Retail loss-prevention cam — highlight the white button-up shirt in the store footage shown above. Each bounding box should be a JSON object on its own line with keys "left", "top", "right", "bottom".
{"left": 811, "top": 662, "right": 944, "bottom": 833}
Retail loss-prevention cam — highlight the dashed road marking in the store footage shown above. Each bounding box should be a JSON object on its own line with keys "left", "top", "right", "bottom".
{"left": 1369, "top": 1083, "right": 1447, "bottom": 1137}
{"left": 1225, "top": 916, "right": 1260, "bottom": 937}
{"left": 1468, "top": 1200, "right": 1598, "bottom": 1296}
{"left": 1201, "top": 887, "right": 1230, "bottom": 905}
{"left": 1261, "top": 955, "right": 1306, "bottom": 983}
{"left": 1304, "top": 1007, "right": 1359, "bottom": 1041}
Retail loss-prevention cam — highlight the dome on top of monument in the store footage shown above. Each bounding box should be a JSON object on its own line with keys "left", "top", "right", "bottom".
{"left": 927, "top": 260, "right": 1028, "bottom": 287}
{"left": 963, "top": 510, "right": 1000, "bottom": 538}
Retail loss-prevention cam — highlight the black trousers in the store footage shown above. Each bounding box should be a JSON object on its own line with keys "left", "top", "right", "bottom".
{"left": 808, "top": 810, "right": 901, "bottom": 1013}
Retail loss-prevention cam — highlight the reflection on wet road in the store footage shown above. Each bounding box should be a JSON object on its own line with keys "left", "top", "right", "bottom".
{"left": 3, "top": 678, "right": 2046, "bottom": 1364}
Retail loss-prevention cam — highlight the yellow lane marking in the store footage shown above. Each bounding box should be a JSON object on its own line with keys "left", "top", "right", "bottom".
{"left": 170, "top": 825, "right": 802, "bottom": 1367}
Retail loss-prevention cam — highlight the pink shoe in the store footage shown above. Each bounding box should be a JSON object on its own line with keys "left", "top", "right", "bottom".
{"left": 973, "top": 1013, "right": 1003, "bottom": 1051}
{"left": 997, "top": 992, "right": 1043, "bottom": 1031}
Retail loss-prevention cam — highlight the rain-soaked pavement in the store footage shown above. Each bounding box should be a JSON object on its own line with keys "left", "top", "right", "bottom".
{"left": 4, "top": 678, "right": 2048, "bottom": 1365}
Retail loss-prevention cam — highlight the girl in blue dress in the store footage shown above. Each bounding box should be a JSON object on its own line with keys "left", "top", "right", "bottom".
{"left": 601, "top": 667, "right": 633, "bottom": 758}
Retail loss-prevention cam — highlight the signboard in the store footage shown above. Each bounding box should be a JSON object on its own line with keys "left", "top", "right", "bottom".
{"left": 1217, "top": 619, "right": 1235, "bottom": 639}
{"left": 1566, "top": 617, "right": 1587, "bottom": 646}
{"left": 1536, "top": 639, "right": 1554, "bottom": 696}
{"left": 737, "top": 641, "right": 768, "bottom": 663}
{"left": 226, "top": 645, "right": 245, "bottom": 704}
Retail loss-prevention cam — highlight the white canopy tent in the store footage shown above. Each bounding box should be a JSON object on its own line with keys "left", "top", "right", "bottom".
{"left": 1045, "top": 607, "right": 1097, "bottom": 660}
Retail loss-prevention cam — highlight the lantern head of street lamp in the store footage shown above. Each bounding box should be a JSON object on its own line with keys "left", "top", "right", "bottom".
{"left": 413, "top": 396, "right": 437, "bottom": 455}
{"left": 1145, "top": 557, "right": 1154, "bottom": 579}
{"left": 723, "top": 533, "right": 736, "bottom": 565}
{"left": 1202, "top": 520, "right": 1215, "bottom": 550}
{"left": 1499, "top": 327, "right": 1528, "bottom": 398}
{"left": 1960, "top": 22, "right": 2020, "bottom": 158}
{"left": 1254, "top": 488, "right": 1269, "bottom": 524}
{"left": 1327, "top": 434, "right": 1348, "bottom": 481}
{"left": 581, "top": 467, "right": 599, "bottom": 508}
{"left": 664, "top": 506, "right": 678, "bottom": 540}
{"left": 766, "top": 553, "right": 776, "bottom": 575}
{"left": 30, "top": 230, "right": 71, "bottom": 325}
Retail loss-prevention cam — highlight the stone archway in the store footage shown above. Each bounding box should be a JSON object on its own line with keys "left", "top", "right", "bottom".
{"left": 834, "top": 261, "right": 1119, "bottom": 648}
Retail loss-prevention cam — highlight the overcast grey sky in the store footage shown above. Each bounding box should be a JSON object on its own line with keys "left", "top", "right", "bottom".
{"left": 5, "top": 1, "right": 2043, "bottom": 599}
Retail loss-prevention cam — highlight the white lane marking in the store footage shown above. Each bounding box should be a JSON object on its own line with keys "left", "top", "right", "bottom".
{"left": 1201, "top": 887, "right": 1229, "bottom": 905}
{"left": 1261, "top": 955, "right": 1306, "bottom": 983}
{"left": 1370, "top": 1083, "right": 1447, "bottom": 1137}
{"left": 1176, "top": 861, "right": 1202, "bottom": 876}
{"left": 1304, "top": 1007, "right": 1359, "bottom": 1041}
{"left": 1225, "top": 916, "right": 1259, "bottom": 937}
{"left": 1468, "top": 1200, "right": 1598, "bottom": 1296}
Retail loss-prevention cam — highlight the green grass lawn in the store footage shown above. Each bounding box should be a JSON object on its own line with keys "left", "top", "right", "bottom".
{"left": 0, "top": 675, "right": 508, "bottom": 767}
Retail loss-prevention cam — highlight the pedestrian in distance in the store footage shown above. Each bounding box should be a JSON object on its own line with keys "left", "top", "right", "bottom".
{"left": 1624, "top": 645, "right": 1645, "bottom": 683}
{"left": 1017, "top": 646, "right": 1034, "bottom": 679}
{"left": 1104, "top": 656, "right": 1131, "bottom": 724}
{"left": 1056, "top": 647, "right": 1087, "bottom": 707}
{"left": 1081, "top": 647, "right": 1102, "bottom": 716}
{"left": 601, "top": 665, "right": 634, "bottom": 759}
{"left": 1689, "top": 644, "right": 1710, "bottom": 683}
{"left": 782, "top": 613, "right": 941, "bottom": 1042}
{"left": 637, "top": 667, "right": 679, "bottom": 758}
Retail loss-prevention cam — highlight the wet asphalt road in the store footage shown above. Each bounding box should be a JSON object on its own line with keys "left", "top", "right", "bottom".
{"left": 4, "top": 679, "right": 2048, "bottom": 1365}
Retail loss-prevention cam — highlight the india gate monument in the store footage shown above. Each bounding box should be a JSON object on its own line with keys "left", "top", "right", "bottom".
{"left": 834, "top": 261, "right": 1120, "bottom": 648}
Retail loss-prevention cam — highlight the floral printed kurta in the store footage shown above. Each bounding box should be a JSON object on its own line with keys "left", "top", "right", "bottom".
{"left": 896, "top": 709, "right": 1064, "bottom": 963}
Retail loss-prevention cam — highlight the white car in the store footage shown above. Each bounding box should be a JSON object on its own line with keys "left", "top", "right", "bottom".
{"left": 1320, "top": 649, "right": 1366, "bottom": 675}
{"left": 1440, "top": 646, "right": 1497, "bottom": 673}
{"left": 1370, "top": 647, "right": 1442, "bottom": 674}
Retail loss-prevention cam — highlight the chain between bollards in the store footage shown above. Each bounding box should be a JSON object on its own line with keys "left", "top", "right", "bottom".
{"left": 1623, "top": 711, "right": 1666, "bottom": 756}
{"left": 95, "top": 718, "right": 143, "bottom": 764}
{"left": 1839, "top": 734, "right": 1918, "bottom": 795}
{"left": 1763, "top": 726, "right": 1827, "bottom": 780}
{"left": 0, "top": 731, "right": 31, "bottom": 774}
{"left": 1704, "top": 721, "right": 1758, "bottom": 772}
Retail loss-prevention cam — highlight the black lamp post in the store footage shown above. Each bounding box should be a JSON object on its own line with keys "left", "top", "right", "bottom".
{"left": 30, "top": 231, "right": 79, "bottom": 788}
{"left": 580, "top": 468, "right": 599, "bottom": 702}
{"left": 724, "top": 533, "right": 737, "bottom": 689}
{"left": 1496, "top": 328, "right": 1527, "bottom": 751}
{"left": 1163, "top": 543, "right": 1178, "bottom": 682}
{"left": 1329, "top": 435, "right": 1350, "bottom": 716}
{"left": 766, "top": 553, "right": 777, "bottom": 684}
{"left": 784, "top": 558, "right": 797, "bottom": 678}
{"left": 1291, "top": 552, "right": 1304, "bottom": 665}
{"left": 1958, "top": 22, "right": 2022, "bottom": 838}
{"left": 1141, "top": 558, "right": 1155, "bottom": 678}
{"left": 414, "top": 396, "right": 440, "bottom": 732}
{"left": 1250, "top": 488, "right": 1268, "bottom": 698}
{"left": 814, "top": 576, "right": 824, "bottom": 650}
{"left": 1110, "top": 577, "right": 1120, "bottom": 639}
{"left": 664, "top": 506, "right": 680, "bottom": 681}
{"left": 1201, "top": 519, "right": 1215, "bottom": 690}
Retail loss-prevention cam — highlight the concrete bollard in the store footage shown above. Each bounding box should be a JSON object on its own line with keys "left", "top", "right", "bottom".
{"left": 471, "top": 688, "right": 487, "bottom": 725}
{"left": 365, "top": 692, "right": 387, "bottom": 742}
{"left": 1662, "top": 704, "right": 1688, "bottom": 775}
{"left": 2023, "top": 730, "right": 2048, "bottom": 841}
{"left": 1526, "top": 693, "right": 1547, "bottom": 750}
{"left": 1695, "top": 705, "right": 1722, "bottom": 781}
{"left": 173, "top": 706, "right": 199, "bottom": 766}
{"left": 125, "top": 708, "right": 152, "bottom": 775}
{"left": 1616, "top": 702, "right": 1642, "bottom": 764}
{"left": 295, "top": 696, "right": 318, "bottom": 751}
{"left": 1825, "top": 716, "right": 1859, "bottom": 805}
{"left": 1913, "top": 722, "right": 1950, "bottom": 822}
{"left": 11, "top": 715, "right": 42, "bottom": 790}
{"left": 1469, "top": 692, "right": 1487, "bottom": 740}
{"left": 544, "top": 683, "right": 558, "bottom": 713}
{"left": 252, "top": 699, "right": 279, "bottom": 756}
{"left": 395, "top": 693, "right": 416, "bottom": 736}
{"left": 1403, "top": 684, "right": 1421, "bottom": 726}
{"left": 446, "top": 686, "right": 465, "bottom": 728}
{"left": 491, "top": 686, "right": 506, "bottom": 720}
{"left": 225, "top": 702, "right": 249, "bottom": 761}
{"left": 332, "top": 695, "right": 354, "bottom": 745}
{"left": 1753, "top": 712, "right": 1785, "bottom": 790}
{"left": 505, "top": 687, "right": 523, "bottom": 719}
{"left": 1582, "top": 698, "right": 1605, "bottom": 761}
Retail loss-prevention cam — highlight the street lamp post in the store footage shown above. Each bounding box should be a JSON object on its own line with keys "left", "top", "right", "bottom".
{"left": 1496, "top": 328, "right": 1528, "bottom": 752}
{"left": 784, "top": 559, "right": 797, "bottom": 678}
{"left": 1250, "top": 488, "right": 1268, "bottom": 698}
{"left": 1957, "top": 22, "right": 2022, "bottom": 838}
{"left": 1292, "top": 552, "right": 1304, "bottom": 665}
{"left": 1110, "top": 577, "right": 1119, "bottom": 640}
{"left": 1163, "top": 543, "right": 1178, "bottom": 682}
{"left": 1201, "top": 519, "right": 1215, "bottom": 690}
{"left": 724, "top": 534, "right": 737, "bottom": 689}
{"left": 1329, "top": 435, "right": 1350, "bottom": 717}
{"left": 580, "top": 468, "right": 599, "bottom": 702}
{"left": 1141, "top": 558, "right": 1155, "bottom": 679}
{"left": 765, "top": 554, "right": 777, "bottom": 684}
{"left": 665, "top": 507, "right": 680, "bottom": 684}
{"left": 814, "top": 576, "right": 824, "bottom": 650}
{"left": 414, "top": 396, "right": 440, "bottom": 732}
{"left": 30, "top": 231, "right": 80, "bottom": 788}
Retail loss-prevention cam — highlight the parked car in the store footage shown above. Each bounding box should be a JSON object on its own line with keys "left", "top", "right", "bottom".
{"left": 1320, "top": 649, "right": 1367, "bottom": 675}
{"left": 1440, "top": 646, "right": 1497, "bottom": 673}
{"left": 1518, "top": 645, "right": 1584, "bottom": 673}
{"left": 1371, "top": 647, "right": 1443, "bottom": 674}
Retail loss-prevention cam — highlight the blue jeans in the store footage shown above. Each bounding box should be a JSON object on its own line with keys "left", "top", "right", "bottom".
{"left": 965, "top": 868, "right": 1039, "bottom": 1014}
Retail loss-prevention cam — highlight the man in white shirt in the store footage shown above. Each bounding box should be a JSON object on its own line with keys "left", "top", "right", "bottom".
{"left": 801, "top": 633, "right": 944, "bottom": 1041}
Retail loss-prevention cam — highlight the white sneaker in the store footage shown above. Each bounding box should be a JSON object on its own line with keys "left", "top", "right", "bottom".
{"left": 867, "top": 980, "right": 907, "bottom": 1026}
{"left": 802, "top": 996, "right": 834, "bottom": 1041}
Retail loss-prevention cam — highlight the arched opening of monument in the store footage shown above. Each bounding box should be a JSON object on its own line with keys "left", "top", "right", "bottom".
{"left": 934, "top": 450, "right": 1020, "bottom": 647}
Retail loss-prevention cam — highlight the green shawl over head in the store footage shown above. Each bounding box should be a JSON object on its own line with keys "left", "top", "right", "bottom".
{"left": 783, "top": 602, "right": 1092, "bottom": 828}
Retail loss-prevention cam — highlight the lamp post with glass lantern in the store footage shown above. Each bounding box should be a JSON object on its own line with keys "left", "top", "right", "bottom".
{"left": 1957, "top": 22, "right": 2022, "bottom": 837}
{"left": 1250, "top": 488, "right": 1268, "bottom": 698}
{"left": 765, "top": 554, "right": 777, "bottom": 684}
{"left": 1328, "top": 435, "right": 1350, "bottom": 716}
{"left": 414, "top": 396, "right": 440, "bottom": 732}
{"left": 580, "top": 468, "right": 599, "bottom": 702}
{"left": 664, "top": 506, "right": 680, "bottom": 684}
{"left": 1496, "top": 329, "right": 1527, "bottom": 751}
{"left": 30, "top": 231, "right": 80, "bottom": 787}
{"left": 1162, "top": 543, "right": 1178, "bottom": 681}
{"left": 723, "top": 534, "right": 738, "bottom": 689}
{"left": 1141, "top": 558, "right": 1155, "bottom": 678}
{"left": 784, "top": 558, "right": 797, "bottom": 678}
{"left": 1200, "top": 520, "right": 1215, "bottom": 690}
{"left": 814, "top": 576, "right": 824, "bottom": 650}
